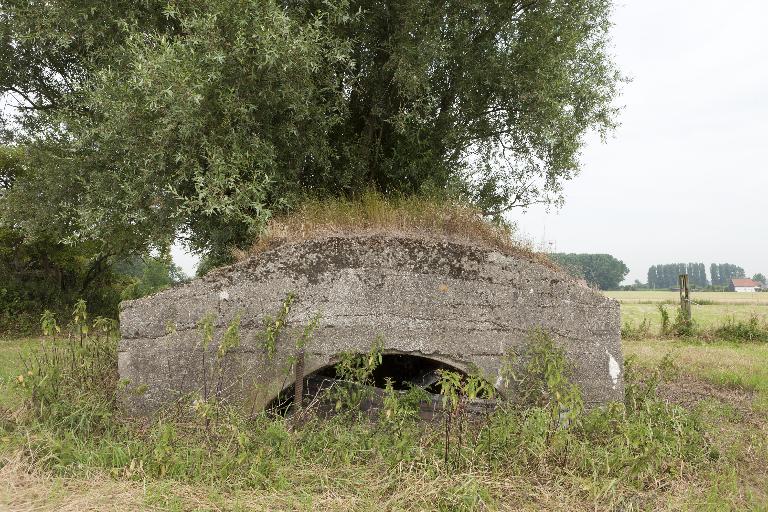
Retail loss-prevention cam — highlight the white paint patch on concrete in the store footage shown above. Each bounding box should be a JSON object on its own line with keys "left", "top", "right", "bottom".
{"left": 606, "top": 350, "right": 620, "bottom": 389}
{"left": 219, "top": 290, "right": 230, "bottom": 301}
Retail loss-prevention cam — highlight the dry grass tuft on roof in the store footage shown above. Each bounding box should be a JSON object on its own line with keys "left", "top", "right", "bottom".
{"left": 236, "top": 193, "right": 555, "bottom": 268}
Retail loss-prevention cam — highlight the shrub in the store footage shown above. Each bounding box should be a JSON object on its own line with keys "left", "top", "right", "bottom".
{"left": 713, "top": 316, "right": 768, "bottom": 343}
{"left": 14, "top": 305, "right": 119, "bottom": 435}
{"left": 656, "top": 303, "right": 699, "bottom": 338}
{"left": 671, "top": 308, "right": 697, "bottom": 338}
{"left": 657, "top": 304, "right": 670, "bottom": 335}
{"left": 621, "top": 317, "right": 651, "bottom": 340}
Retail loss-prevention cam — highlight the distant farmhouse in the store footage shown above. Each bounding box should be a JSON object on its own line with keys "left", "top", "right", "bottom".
{"left": 729, "top": 278, "right": 762, "bottom": 292}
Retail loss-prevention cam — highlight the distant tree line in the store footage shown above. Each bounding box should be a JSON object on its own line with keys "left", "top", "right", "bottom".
{"left": 710, "top": 263, "right": 745, "bottom": 287}
{"left": 646, "top": 262, "right": 747, "bottom": 289}
{"left": 550, "top": 253, "right": 629, "bottom": 291}
{"left": 647, "top": 263, "right": 707, "bottom": 289}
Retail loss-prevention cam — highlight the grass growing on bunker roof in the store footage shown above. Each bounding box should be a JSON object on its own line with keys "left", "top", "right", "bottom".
{"left": 237, "top": 192, "right": 555, "bottom": 268}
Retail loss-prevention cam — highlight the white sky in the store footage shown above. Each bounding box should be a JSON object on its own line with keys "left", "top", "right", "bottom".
{"left": 175, "top": 0, "right": 768, "bottom": 281}
{"left": 512, "top": 0, "right": 768, "bottom": 283}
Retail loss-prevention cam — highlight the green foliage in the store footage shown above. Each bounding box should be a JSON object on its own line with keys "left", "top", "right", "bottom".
{"left": 72, "top": 299, "right": 88, "bottom": 335}
{"left": 2, "top": 0, "right": 622, "bottom": 262}
{"left": 621, "top": 317, "right": 650, "bottom": 340}
{"left": 622, "top": 353, "right": 679, "bottom": 414}
{"left": 713, "top": 316, "right": 768, "bottom": 343}
{"left": 296, "top": 312, "right": 322, "bottom": 350}
{"left": 259, "top": 293, "right": 295, "bottom": 360}
{"left": 550, "top": 253, "right": 629, "bottom": 290}
{"left": 0, "top": 147, "right": 187, "bottom": 330}
{"left": 380, "top": 379, "right": 428, "bottom": 429}
{"left": 197, "top": 312, "right": 215, "bottom": 350}
{"left": 6, "top": 328, "right": 710, "bottom": 500}
{"left": 14, "top": 301, "right": 119, "bottom": 435}
{"left": 648, "top": 263, "right": 708, "bottom": 289}
{"left": 753, "top": 273, "right": 766, "bottom": 285}
{"left": 656, "top": 302, "right": 697, "bottom": 338}
{"left": 516, "top": 331, "right": 583, "bottom": 422}
{"left": 631, "top": 298, "right": 768, "bottom": 343}
{"left": 671, "top": 307, "right": 696, "bottom": 338}
{"left": 218, "top": 312, "right": 242, "bottom": 360}
{"left": 0, "top": 224, "right": 124, "bottom": 333}
{"left": 0, "top": 1, "right": 172, "bottom": 125}
{"left": 329, "top": 339, "right": 384, "bottom": 411}
{"left": 710, "top": 263, "right": 745, "bottom": 287}
{"left": 116, "top": 254, "right": 188, "bottom": 301}
{"left": 40, "top": 310, "right": 60, "bottom": 338}
{"left": 658, "top": 304, "right": 671, "bottom": 335}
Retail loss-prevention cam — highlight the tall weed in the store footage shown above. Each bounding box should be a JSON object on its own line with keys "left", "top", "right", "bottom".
{"left": 713, "top": 316, "right": 768, "bottom": 343}
{"left": 14, "top": 305, "right": 118, "bottom": 435}
{"left": 621, "top": 317, "right": 651, "bottom": 340}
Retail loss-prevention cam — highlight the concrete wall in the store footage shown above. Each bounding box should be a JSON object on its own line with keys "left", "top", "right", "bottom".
{"left": 118, "top": 235, "right": 623, "bottom": 415}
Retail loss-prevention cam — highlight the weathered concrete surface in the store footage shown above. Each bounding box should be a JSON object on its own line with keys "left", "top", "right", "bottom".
{"left": 118, "top": 235, "right": 623, "bottom": 415}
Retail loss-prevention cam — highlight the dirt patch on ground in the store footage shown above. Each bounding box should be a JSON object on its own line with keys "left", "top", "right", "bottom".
{"left": 658, "top": 374, "right": 756, "bottom": 412}
{"left": 658, "top": 372, "right": 768, "bottom": 453}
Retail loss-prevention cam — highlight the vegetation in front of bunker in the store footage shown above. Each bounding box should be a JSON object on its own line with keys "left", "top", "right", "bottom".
{"left": 9, "top": 300, "right": 118, "bottom": 436}
{"left": 2, "top": 303, "right": 709, "bottom": 498}
{"left": 621, "top": 301, "right": 768, "bottom": 343}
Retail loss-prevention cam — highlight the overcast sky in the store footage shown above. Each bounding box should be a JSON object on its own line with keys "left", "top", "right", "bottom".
{"left": 512, "top": 0, "right": 768, "bottom": 283}
{"left": 176, "top": 1, "right": 768, "bottom": 281}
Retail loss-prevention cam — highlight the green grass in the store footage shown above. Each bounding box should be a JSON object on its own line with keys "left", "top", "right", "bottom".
{"left": 620, "top": 302, "right": 768, "bottom": 330}
{"left": 624, "top": 338, "right": 768, "bottom": 394}
{"left": 618, "top": 294, "right": 768, "bottom": 507}
{"left": 4, "top": 299, "right": 768, "bottom": 510}
{"left": 623, "top": 335, "right": 768, "bottom": 509}
{"left": 607, "top": 291, "right": 768, "bottom": 331}
{"left": 0, "top": 337, "right": 38, "bottom": 409}
{"left": 606, "top": 290, "right": 768, "bottom": 305}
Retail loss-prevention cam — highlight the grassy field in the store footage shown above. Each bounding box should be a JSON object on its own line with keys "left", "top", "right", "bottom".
{"left": 2, "top": 301, "right": 768, "bottom": 510}
{"left": 605, "top": 290, "right": 768, "bottom": 304}
{"left": 0, "top": 338, "right": 36, "bottom": 409}
{"left": 608, "top": 290, "right": 768, "bottom": 330}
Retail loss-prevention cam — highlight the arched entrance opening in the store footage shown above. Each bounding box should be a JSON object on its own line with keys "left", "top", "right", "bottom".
{"left": 266, "top": 353, "right": 472, "bottom": 416}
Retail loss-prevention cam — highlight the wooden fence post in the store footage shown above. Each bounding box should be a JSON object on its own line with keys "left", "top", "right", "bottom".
{"left": 679, "top": 274, "right": 691, "bottom": 322}
{"left": 294, "top": 349, "right": 305, "bottom": 412}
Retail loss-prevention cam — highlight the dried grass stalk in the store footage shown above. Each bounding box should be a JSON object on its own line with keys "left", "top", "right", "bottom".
{"left": 236, "top": 194, "right": 555, "bottom": 269}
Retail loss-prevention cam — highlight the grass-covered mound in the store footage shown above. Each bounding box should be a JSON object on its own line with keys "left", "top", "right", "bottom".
{"left": 238, "top": 193, "right": 556, "bottom": 270}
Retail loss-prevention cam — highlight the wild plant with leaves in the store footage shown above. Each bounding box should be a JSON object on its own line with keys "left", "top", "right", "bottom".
{"left": 17, "top": 302, "right": 119, "bottom": 434}
{"left": 326, "top": 340, "right": 384, "bottom": 412}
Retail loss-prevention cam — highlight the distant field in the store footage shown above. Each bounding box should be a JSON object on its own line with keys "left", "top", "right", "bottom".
{"left": 625, "top": 338, "right": 768, "bottom": 394}
{"left": 605, "top": 290, "right": 768, "bottom": 305}
{"left": 605, "top": 291, "right": 768, "bottom": 330}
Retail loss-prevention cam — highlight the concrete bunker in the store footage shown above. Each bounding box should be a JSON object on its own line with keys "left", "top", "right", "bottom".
{"left": 118, "top": 235, "right": 623, "bottom": 416}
